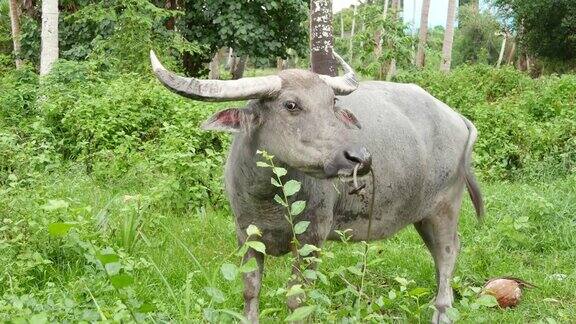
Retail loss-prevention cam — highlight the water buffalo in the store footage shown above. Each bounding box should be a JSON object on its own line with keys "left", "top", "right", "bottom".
{"left": 150, "top": 50, "right": 484, "bottom": 323}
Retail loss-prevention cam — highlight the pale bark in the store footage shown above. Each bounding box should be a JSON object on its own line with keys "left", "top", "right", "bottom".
{"left": 231, "top": 56, "right": 246, "bottom": 80}
{"left": 209, "top": 52, "right": 220, "bottom": 79}
{"left": 440, "top": 0, "right": 457, "bottom": 72}
{"left": 348, "top": 5, "right": 357, "bottom": 60}
{"left": 386, "top": 0, "right": 400, "bottom": 80}
{"left": 40, "top": 0, "right": 59, "bottom": 76}
{"left": 276, "top": 58, "right": 287, "bottom": 71}
{"left": 415, "top": 0, "right": 431, "bottom": 68}
{"left": 310, "top": 0, "right": 336, "bottom": 76}
{"left": 340, "top": 12, "right": 344, "bottom": 38}
{"left": 507, "top": 41, "right": 516, "bottom": 65}
{"left": 8, "top": 0, "right": 22, "bottom": 68}
{"left": 226, "top": 48, "right": 234, "bottom": 70}
{"left": 496, "top": 34, "right": 507, "bottom": 68}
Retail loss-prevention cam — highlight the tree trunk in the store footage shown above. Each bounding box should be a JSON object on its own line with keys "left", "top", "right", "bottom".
{"left": 415, "top": 0, "right": 431, "bottom": 68}
{"left": 40, "top": 0, "right": 58, "bottom": 75}
{"left": 310, "top": 0, "right": 336, "bottom": 76}
{"left": 496, "top": 34, "right": 507, "bottom": 68}
{"left": 386, "top": 0, "right": 400, "bottom": 80}
{"left": 340, "top": 12, "right": 344, "bottom": 38}
{"left": 209, "top": 51, "right": 220, "bottom": 79}
{"left": 348, "top": 5, "right": 357, "bottom": 61}
{"left": 8, "top": 0, "right": 22, "bottom": 68}
{"left": 165, "top": 0, "right": 177, "bottom": 30}
{"left": 440, "top": 0, "right": 457, "bottom": 72}
{"left": 507, "top": 40, "right": 516, "bottom": 65}
{"left": 231, "top": 56, "right": 246, "bottom": 80}
{"left": 277, "top": 58, "right": 286, "bottom": 71}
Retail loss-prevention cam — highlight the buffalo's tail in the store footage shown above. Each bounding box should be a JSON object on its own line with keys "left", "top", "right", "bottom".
{"left": 460, "top": 116, "right": 485, "bottom": 220}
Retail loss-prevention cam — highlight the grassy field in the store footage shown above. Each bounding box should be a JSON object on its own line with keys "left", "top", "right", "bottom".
{"left": 1, "top": 162, "right": 574, "bottom": 323}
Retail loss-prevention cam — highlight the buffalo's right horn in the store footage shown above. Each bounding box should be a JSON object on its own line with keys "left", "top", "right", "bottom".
{"left": 150, "top": 50, "right": 282, "bottom": 101}
{"left": 318, "top": 51, "right": 359, "bottom": 95}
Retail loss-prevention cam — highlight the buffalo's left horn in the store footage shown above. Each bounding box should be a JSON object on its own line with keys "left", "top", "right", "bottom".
{"left": 318, "top": 51, "right": 359, "bottom": 95}
{"left": 150, "top": 50, "right": 282, "bottom": 101}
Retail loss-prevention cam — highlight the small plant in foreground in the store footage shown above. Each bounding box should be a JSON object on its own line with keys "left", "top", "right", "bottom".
{"left": 256, "top": 150, "right": 322, "bottom": 322}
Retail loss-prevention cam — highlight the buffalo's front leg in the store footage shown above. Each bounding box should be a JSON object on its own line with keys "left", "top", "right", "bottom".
{"left": 243, "top": 248, "right": 264, "bottom": 323}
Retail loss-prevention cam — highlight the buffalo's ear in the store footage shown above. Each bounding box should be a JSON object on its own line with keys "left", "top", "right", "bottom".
{"left": 335, "top": 107, "right": 361, "bottom": 129}
{"left": 201, "top": 108, "right": 259, "bottom": 133}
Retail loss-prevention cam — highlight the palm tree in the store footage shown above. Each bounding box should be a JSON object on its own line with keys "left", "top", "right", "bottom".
{"left": 415, "top": 0, "right": 431, "bottom": 68}
{"left": 40, "top": 0, "right": 59, "bottom": 75}
{"left": 310, "top": 0, "right": 336, "bottom": 76}
{"left": 440, "top": 0, "right": 457, "bottom": 72}
{"left": 8, "top": 0, "right": 22, "bottom": 68}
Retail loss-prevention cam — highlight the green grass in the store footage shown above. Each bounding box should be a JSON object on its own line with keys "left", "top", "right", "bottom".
{"left": 1, "top": 164, "right": 575, "bottom": 322}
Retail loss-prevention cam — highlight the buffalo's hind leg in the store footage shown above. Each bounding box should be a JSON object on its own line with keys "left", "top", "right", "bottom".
{"left": 242, "top": 248, "right": 264, "bottom": 323}
{"left": 414, "top": 184, "right": 465, "bottom": 324}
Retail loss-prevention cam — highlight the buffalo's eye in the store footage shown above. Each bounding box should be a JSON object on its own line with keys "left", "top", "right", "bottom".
{"left": 283, "top": 101, "right": 300, "bottom": 112}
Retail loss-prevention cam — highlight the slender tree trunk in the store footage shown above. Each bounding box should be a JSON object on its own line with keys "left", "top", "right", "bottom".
{"left": 440, "top": 0, "right": 457, "bottom": 72}
{"left": 496, "top": 34, "right": 507, "bottom": 68}
{"left": 310, "top": 0, "right": 336, "bottom": 76}
{"left": 386, "top": 0, "right": 400, "bottom": 81}
{"left": 415, "top": 0, "right": 431, "bottom": 68}
{"left": 40, "top": 0, "right": 59, "bottom": 75}
{"left": 507, "top": 40, "right": 516, "bottom": 65}
{"left": 209, "top": 51, "right": 220, "bottom": 79}
{"left": 349, "top": 5, "right": 357, "bottom": 60}
{"left": 340, "top": 12, "right": 344, "bottom": 38}
{"left": 165, "top": 0, "right": 177, "bottom": 30}
{"left": 231, "top": 56, "right": 246, "bottom": 79}
{"left": 8, "top": 0, "right": 22, "bottom": 68}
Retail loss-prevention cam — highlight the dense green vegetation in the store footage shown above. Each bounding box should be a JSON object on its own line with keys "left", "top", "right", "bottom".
{"left": 1, "top": 0, "right": 575, "bottom": 322}
{"left": 1, "top": 60, "right": 575, "bottom": 321}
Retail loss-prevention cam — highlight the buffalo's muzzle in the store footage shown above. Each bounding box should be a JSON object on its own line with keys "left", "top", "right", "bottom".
{"left": 324, "top": 146, "right": 372, "bottom": 178}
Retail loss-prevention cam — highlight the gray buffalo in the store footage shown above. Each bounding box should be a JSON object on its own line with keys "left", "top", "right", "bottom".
{"left": 150, "top": 51, "right": 483, "bottom": 323}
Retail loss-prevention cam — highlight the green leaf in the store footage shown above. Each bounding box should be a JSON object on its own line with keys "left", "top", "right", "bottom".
{"left": 388, "top": 289, "right": 397, "bottom": 300}
{"left": 220, "top": 263, "right": 238, "bottom": 281}
{"left": 286, "top": 284, "right": 305, "bottom": 297}
{"left": 48, "top": 223, "right": 74, "bottom": 237}
{"left": 285, "top": 305, "right": 316, "bottom": 322}
{"left": 298, "top": 244, "right": 320, "bottom": 256}
{"left": 303, "top": 269, "right": 317, "bottom": 280}
{"left": 445, "top": 307, "right": 460, "bottom": 321}
{"left": 273, "top": 167, "right": 287, "bottom": 177}
{"left": 394, "top": 276, "right": 409, "bottom": 286}
{"left": 205, "top": 287, "right": 226, "bottom": 303}
{"left": 138, "top": 303, "right": 155, "bottom": 313}
{"left": 246, "top": 224, "right": 262, "bottom": 237}
{"left": 240, "top": 258, "right": 258, "bottom": 273}
{"left": 291, "top": 201, "right": 306, "bottom": 216}
{"left": 271, "top": 178, "right": 281, "bottom": 187}
{"left": 41, "top": 199, "right": 69, "bottom": 211}
{"left": 273, "top": 194, "right": 287, "bottom": 207}
{"left": 347, "top": 266, "right": 363, "bottom": 276}
{"left": 109, "top": 273, "right": 134, "bottom": 289}
{"left": 256, "top": 161, "right": 269, "bottom": 168}
{"left": 96, "top": 252, "right": 119, "bottom": 265}
{"left": 293, "top": 220, "right": 310, "bottom": 234}
{"left": 246, "top": 241, "right": 266, "bottom": 254}
{"left": 283, "top": 180, "right": 301, "bottom": 196}
{"left": 477, "top": 294, "right": 499, "bottom": 308}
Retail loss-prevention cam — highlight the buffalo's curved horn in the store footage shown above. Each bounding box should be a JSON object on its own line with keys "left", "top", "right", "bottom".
{"left": 318, "top": 52, "right": 359, "bottom": 95}
{"left": 150, "top": 50, "right": 282, "bottom": 101}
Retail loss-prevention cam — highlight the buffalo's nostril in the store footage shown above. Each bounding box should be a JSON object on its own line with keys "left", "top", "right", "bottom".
{"left": 344, "top": 148, "right": 372, "bottom": 167}
{"left": 344, "top": 150, "right": 363, "bottom": 164}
